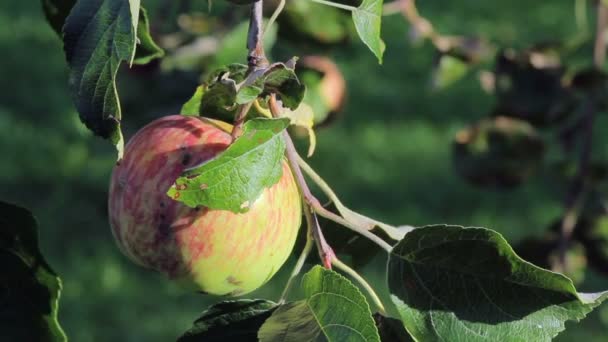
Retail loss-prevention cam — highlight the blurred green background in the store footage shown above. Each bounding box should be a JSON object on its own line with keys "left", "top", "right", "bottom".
{"left": 2, "top": 0, "right": 608, "bottom": 340}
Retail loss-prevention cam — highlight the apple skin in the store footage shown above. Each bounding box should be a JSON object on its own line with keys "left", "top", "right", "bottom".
{"left": 108, "top": 115, "right": 302, "bottom": 296}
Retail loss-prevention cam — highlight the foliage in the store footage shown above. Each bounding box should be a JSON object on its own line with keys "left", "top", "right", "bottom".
{"left": 0, "top": 201, "right": 66, "bottom": 341}
{"left": 1, "top": 0, "right": 601, "bottom": 335}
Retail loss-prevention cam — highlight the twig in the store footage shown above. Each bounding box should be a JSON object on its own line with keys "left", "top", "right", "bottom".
{"left": 269, "top": 95, "right": 337, "bottom": 267}
{"left": 231, "top": 102, "right": 254, "bottom": 140}
{"left": 247, "top": 1, "right": 268, "bottom": 69}
{"left": 264, "top": 0, "right": 286, "bottom": 38}
{"left": 279, "top": 224, "right": 314, "bottom": 303}
{"left": 556, "top": 0, "right": 606, "bottom": 272}
{"left": 332, "top": 258, "right": 387, "bottom": 315}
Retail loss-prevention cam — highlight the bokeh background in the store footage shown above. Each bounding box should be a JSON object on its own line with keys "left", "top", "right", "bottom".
{"left": 2, "top": 0, "right": 608, "bottom": 340}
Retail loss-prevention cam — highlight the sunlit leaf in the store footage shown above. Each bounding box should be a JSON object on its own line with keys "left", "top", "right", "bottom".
{"left": 352, "top": 0, "right": 385, "bottom": 64}
{"left": 168, "top": 118, "right": 290, "bottom": 213}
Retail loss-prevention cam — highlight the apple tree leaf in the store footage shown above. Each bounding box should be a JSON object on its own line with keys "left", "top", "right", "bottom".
{"left": 262, "top": 62, "right": 306, "bottom": 110}
{"left": 132, "top": 7, "right": 164, "bottom": 65}
{"left": 42, "top": 0, "right": 163, "bottom": 65}
{"left": 168, "top": 118, "right": 290, "bottom": 213}
{"left": 181, "top": 86, "right": 206, "bottom": 116}
{"left": 62, "top": 0, "right": 143, "bottom": 159}
{"left": 388, "top": 224, "right": 608, "bottom": 342}
{"left": 178, "top": 299, "right": 277, "bottom": 342}
{"left": 0, "top": 201, "right": 66, "bottom": 342}
{"left": 258, "top": 265, "right": 380, "bottom": 342}
{"left": 352, "top": 0, "right": 385, "bottom": 64}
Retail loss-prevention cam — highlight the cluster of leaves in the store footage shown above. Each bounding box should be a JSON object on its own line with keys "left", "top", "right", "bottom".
{"left": 177, "top": 224, "right": 608, "bottom": 341}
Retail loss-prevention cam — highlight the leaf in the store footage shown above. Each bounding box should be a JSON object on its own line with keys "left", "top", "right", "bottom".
{"left": 388, "top": 224, "right": 608, "bottom": 342}
{"left": 0, "top": 201, "right": 66, "bottom": 342}
{"left": 199, "top": 77, "right": 238, "bottom": 118}
{"left": 181, "top": 86, "right": 206, "bottom": 116}
{"left": 352, "top": 0, "right": 385, "bottom": 64}
{"left": 168, "top": 118, "right": 290, "bottom": 213}
{"left": 263, "top": 62, "right": 306, "bottom": 110}
{"left": 63, "top": 0, "right": 143, "bottom": 159}
{"left": 177, "top": 299, "right": 277, "bottom": 342}
{"left": 132, "top": 7, "right": 164, "bottom": 65}
{"left": 258, "top": 265, "right": 380, "bottom": 342}
{"left": 43, "top": 0, "right": 163, "bottom": 63}
{"left": 433, "top": 55, "right": 469, "bottom": 90}
{"left": 280, "top": 103, "right": 317, "bottom": 157}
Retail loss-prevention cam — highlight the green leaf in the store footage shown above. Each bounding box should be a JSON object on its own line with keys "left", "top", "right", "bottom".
{"left": 352, "top": 0, "right": 385, "bottom": 64}
{"left": 132, "top": 7, "right": 164, "bottom": 65}
{"left": 181, "top": 86, "right": 206, "bottom": 116}
{"left": 63, "top": 0, "right": 143, "bottom": 158}
{"left": 0, "top": 201, "right": 66, "bottom": 342}
{"left": 433, "top": 55, "right": 469, "bottom": 89}
{"left": 43, "top": 0, "right": 163, "bottom": 64}
{"left": 388, "top": 224, "right": 608, "bottom": 342}
{"left": 199, "top": 77, "right": 238, "bottom": 118}
{"left": 263, "top": 62, "right": 306, "bottom": 110}
{"left": 258, "top": 265, "right": 380, "bottom": 342}
{"left": 178, "top": 299, "right": 277, "bottom": 342}
{"left": 168, "top": 118, "right": 290, "bottom": 213}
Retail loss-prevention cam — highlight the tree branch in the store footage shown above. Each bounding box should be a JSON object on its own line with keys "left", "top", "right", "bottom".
{"left": 247, "top": 1, "right": 268, "bottom": 69}
{"left": 556, "top": 0, "right": 606, "bottom": 272}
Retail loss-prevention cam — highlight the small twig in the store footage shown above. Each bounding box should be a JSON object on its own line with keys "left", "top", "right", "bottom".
{"left": 231, "top": 102, "right": 254, "bottom": 140}
{"left": 556, "top": 0, "right": 606, "bottom": 272}
{"left": 264, "top": 0, "right": 286, "bottom": 38}
{"left": 309, "top": 0, "right": 357, "bottom": 11}
{"left": 594, "top": 0, "right": 608, "bottom": 67}
{"left": 332, "top": 258, "right": 387, "bottom": 315}
{"left": 297, "top": 154, "right": 410, "bottom": 241}
{"left": 269, "top": 95, "right": 336, "bottom": 267}
{"left": 279, "top": 224, "right": 314, "bottom": 303}
{"left": 314, "top": 205, "right": 394, "bottom": 253}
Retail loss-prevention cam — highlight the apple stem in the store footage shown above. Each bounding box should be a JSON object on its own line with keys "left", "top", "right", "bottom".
{"left": 279, "top": 225, "right": 314, "bottom": 303}
{"left": 331, "top": 258, "right": 387, "bottom": 315}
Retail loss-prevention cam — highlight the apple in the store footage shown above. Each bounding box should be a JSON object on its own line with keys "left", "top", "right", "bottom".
{"left": 108, "top": 115, "right": 302, "bottom": 296}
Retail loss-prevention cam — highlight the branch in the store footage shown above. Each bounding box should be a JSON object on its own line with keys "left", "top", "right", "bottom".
{"left": 269, "top": 95, "right": 336, "bottom": 267}
{"left": 247, "top": 1, "right": 268, "bottom": 69}
{"left": 556, "top": 0, "right": 606, "bottom": 272}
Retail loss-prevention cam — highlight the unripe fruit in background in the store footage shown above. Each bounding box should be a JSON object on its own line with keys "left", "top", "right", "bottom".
{"left": 108, "top": 115, "right": 302, "bottom": 296}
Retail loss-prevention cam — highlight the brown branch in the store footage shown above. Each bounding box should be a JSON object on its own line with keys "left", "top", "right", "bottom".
{"left": 269, "top": 95, "right": 336, "bottom": 267}
{"left": 247, "top": 1, "right": 268, "bottom": 69}
{"left": 556, "top": 0, "right": 606, "bottom": 272}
